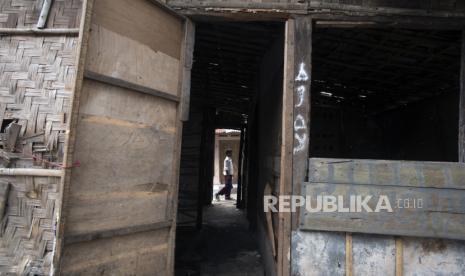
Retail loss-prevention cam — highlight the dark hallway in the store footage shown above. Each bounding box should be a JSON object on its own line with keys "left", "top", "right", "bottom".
{"left": 174, "top": 21, "right": 285, "bottom": 276}
{"left": 175, "top": 200, "right": 263, "bottom": 275}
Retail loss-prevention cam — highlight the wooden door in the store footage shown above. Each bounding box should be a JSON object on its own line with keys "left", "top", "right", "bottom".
{"left": 58, "top": 0, "right": 193, "bottom": 274}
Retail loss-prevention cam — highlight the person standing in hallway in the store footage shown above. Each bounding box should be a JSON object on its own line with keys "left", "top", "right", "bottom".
{"left": 216, "top": 149, "right": 234, "bottom": 200}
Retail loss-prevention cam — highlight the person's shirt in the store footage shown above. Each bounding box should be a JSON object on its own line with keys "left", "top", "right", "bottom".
{"left": 223, "top": 156, "right": 234, "bottom": 176}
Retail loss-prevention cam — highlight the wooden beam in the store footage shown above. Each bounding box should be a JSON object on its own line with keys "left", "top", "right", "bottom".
{"left": 277, "top": 18, "right": 295, "bottom": 276}
{"left": 301, "top": 180, "right": 465, "bottom": 240}
{"left": 64, "top": 220, "right": 172, "bottom": 245}
{"left": 395, "top": 237, "right": 403, "bottom": 276}
{"left": 345, "top": 233, "right": 353, "bottom": 276}
{"left": 311, "top": 14, "right": 465, "bottom": 30}
{"left": 292, "top": 16, "right": 312, "bottom": 230}
{"left": 308, "top": 3, "right": 465, "bottom": 19}
{"left": 84, "top": 70, "right": 180, "bottom": 103}
{"left": 179, "top": 19, "right": 196, "bottom": 121}
{"left": 309, "top": 158, "right": 465, "bottom": 189}
{"left": 168, "top": 0, "right": 307, "bottom": 11}
{"left": 54, "top": 0, "right": 95, "bottom": 273}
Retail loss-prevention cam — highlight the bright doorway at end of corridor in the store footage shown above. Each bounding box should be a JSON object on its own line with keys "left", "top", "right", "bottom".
{"left": 213, "top": 129, "right": 241, "bottom": 206}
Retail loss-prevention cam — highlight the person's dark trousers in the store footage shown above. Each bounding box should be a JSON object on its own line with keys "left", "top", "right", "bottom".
{"left": 218, "top": 175, "right": 233, "bottom": 198}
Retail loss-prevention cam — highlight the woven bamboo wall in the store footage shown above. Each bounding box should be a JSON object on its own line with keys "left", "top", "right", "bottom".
{"left": 0, "top": 175, "right": 60, "bottom": 275}
{"left": 0, "top": 35, "right": 78, "bottom": 168}
{"left": 0, "top": 0, "right": 81, "bottom": 28}
{"left": 0, "top": 0, "right": 82, "bottom": 274}
{"left": 0, "top": 34, "right": 78, "bottom": 274}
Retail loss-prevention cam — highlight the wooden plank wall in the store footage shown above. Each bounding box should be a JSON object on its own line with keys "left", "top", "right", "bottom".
{"left": 302, "top": 158, "right": 465, "bottom": 240}
{"left": 60, "top": 0, "right": 185, "bottom": 274}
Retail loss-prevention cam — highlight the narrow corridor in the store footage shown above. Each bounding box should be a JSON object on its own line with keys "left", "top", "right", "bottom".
{"left": 175, "top": 200, "right": 264, "bottom": 276}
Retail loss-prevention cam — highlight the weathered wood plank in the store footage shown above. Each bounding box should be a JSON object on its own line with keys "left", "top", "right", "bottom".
{"left": 93, "top": 0, "right": 183, "bottom": 59}
{"left": 179, "top": 19, "right": 195, "bottom": 121}
{"left": 277, "top": 18, "right": 295, "bottom": 276}
{"left": 167, "top": 0, "right": 307, "bottom": 10}
{"left": 292, "top": 15, "right": 312, "bottom": 229}
{"left": 65, "top": 220, "right": 172, "bottom": 245}
{"left": 65, "top": 80, "right": 177, "bottom": 236}
{"left": 61, "top": 229, "right": 170, "bottom": 275}
{"left": 309, "top": 158, "right": 465, "bottom": 189}
{"left": 301, "top": 181, "right": 465, "bottom": 240}
{"left": 56, "top": 0, "right": 95, "bottom": 273}
{"left": 86, "top": 23, "right": 181, "bottom": 97}
{"left": 84, "top": 70, "right": 180, "bottom": 102}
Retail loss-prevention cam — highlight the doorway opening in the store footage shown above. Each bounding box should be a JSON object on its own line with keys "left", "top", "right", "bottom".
{"left": 310, "top": 27, "right": 462, "bottom": 162}
{"left": 175, "top": 21, "right": 285, "bottom": 275}
{"left": 213, "top": 128, "right": 241, "bottom": 205}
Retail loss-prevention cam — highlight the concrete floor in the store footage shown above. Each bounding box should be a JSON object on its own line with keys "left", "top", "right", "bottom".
{"left": 175, "top": 195, "right": 264, "bottom": 276}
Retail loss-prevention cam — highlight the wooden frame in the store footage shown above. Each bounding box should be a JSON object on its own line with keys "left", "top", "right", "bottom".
{"left": 54, "top": 0, "right": 195, "bottom": 274}
{"left": 53, "top": 0, "right": 95, "bottom": 273}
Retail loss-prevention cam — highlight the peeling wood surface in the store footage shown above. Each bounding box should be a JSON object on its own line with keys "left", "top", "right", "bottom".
{"left": 302, "top": 158, "right": 465, "bottom": 240}
{"left": 277, "top": 18, "right": 294, "bottom": 276}
{"left": 167, "top": 0, "right": 465, "bottom": 18}
{"left": 61, "top": 228, "right": 170, "bottom": 275}
{"left": 309, "top": 158, "right": 465, "bottom": 189}
{"left": 86, "top": 23, "right": 181, "bottom": 97}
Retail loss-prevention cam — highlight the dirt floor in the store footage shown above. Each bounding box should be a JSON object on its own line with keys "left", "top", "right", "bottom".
{"left": 175, "top": 198, "right": 264, "bottom": 276}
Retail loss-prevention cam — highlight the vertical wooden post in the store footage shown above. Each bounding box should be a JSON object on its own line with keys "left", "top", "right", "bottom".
{"left": 180, "top": 19, "right": 195, "bottom": 122}
{"left": 278, "top": 15, "right": 312, "bottom": 276}
{"left": 395, "top": 237, "right": 404, "bottom": 276}
{"left": 291, "top": 16, "right": 312, "bottom": 231}
{"left": 345, "top": 233, "right": 353, "bottom": 276}
{"left": 459, "top": 30, "right": 465, "bottom": 162}
{"left": 278, "top": 18, "right": 295, "bottom": 276}
{"left": 54, "top": 0, "right": 94, "bottom": 273}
